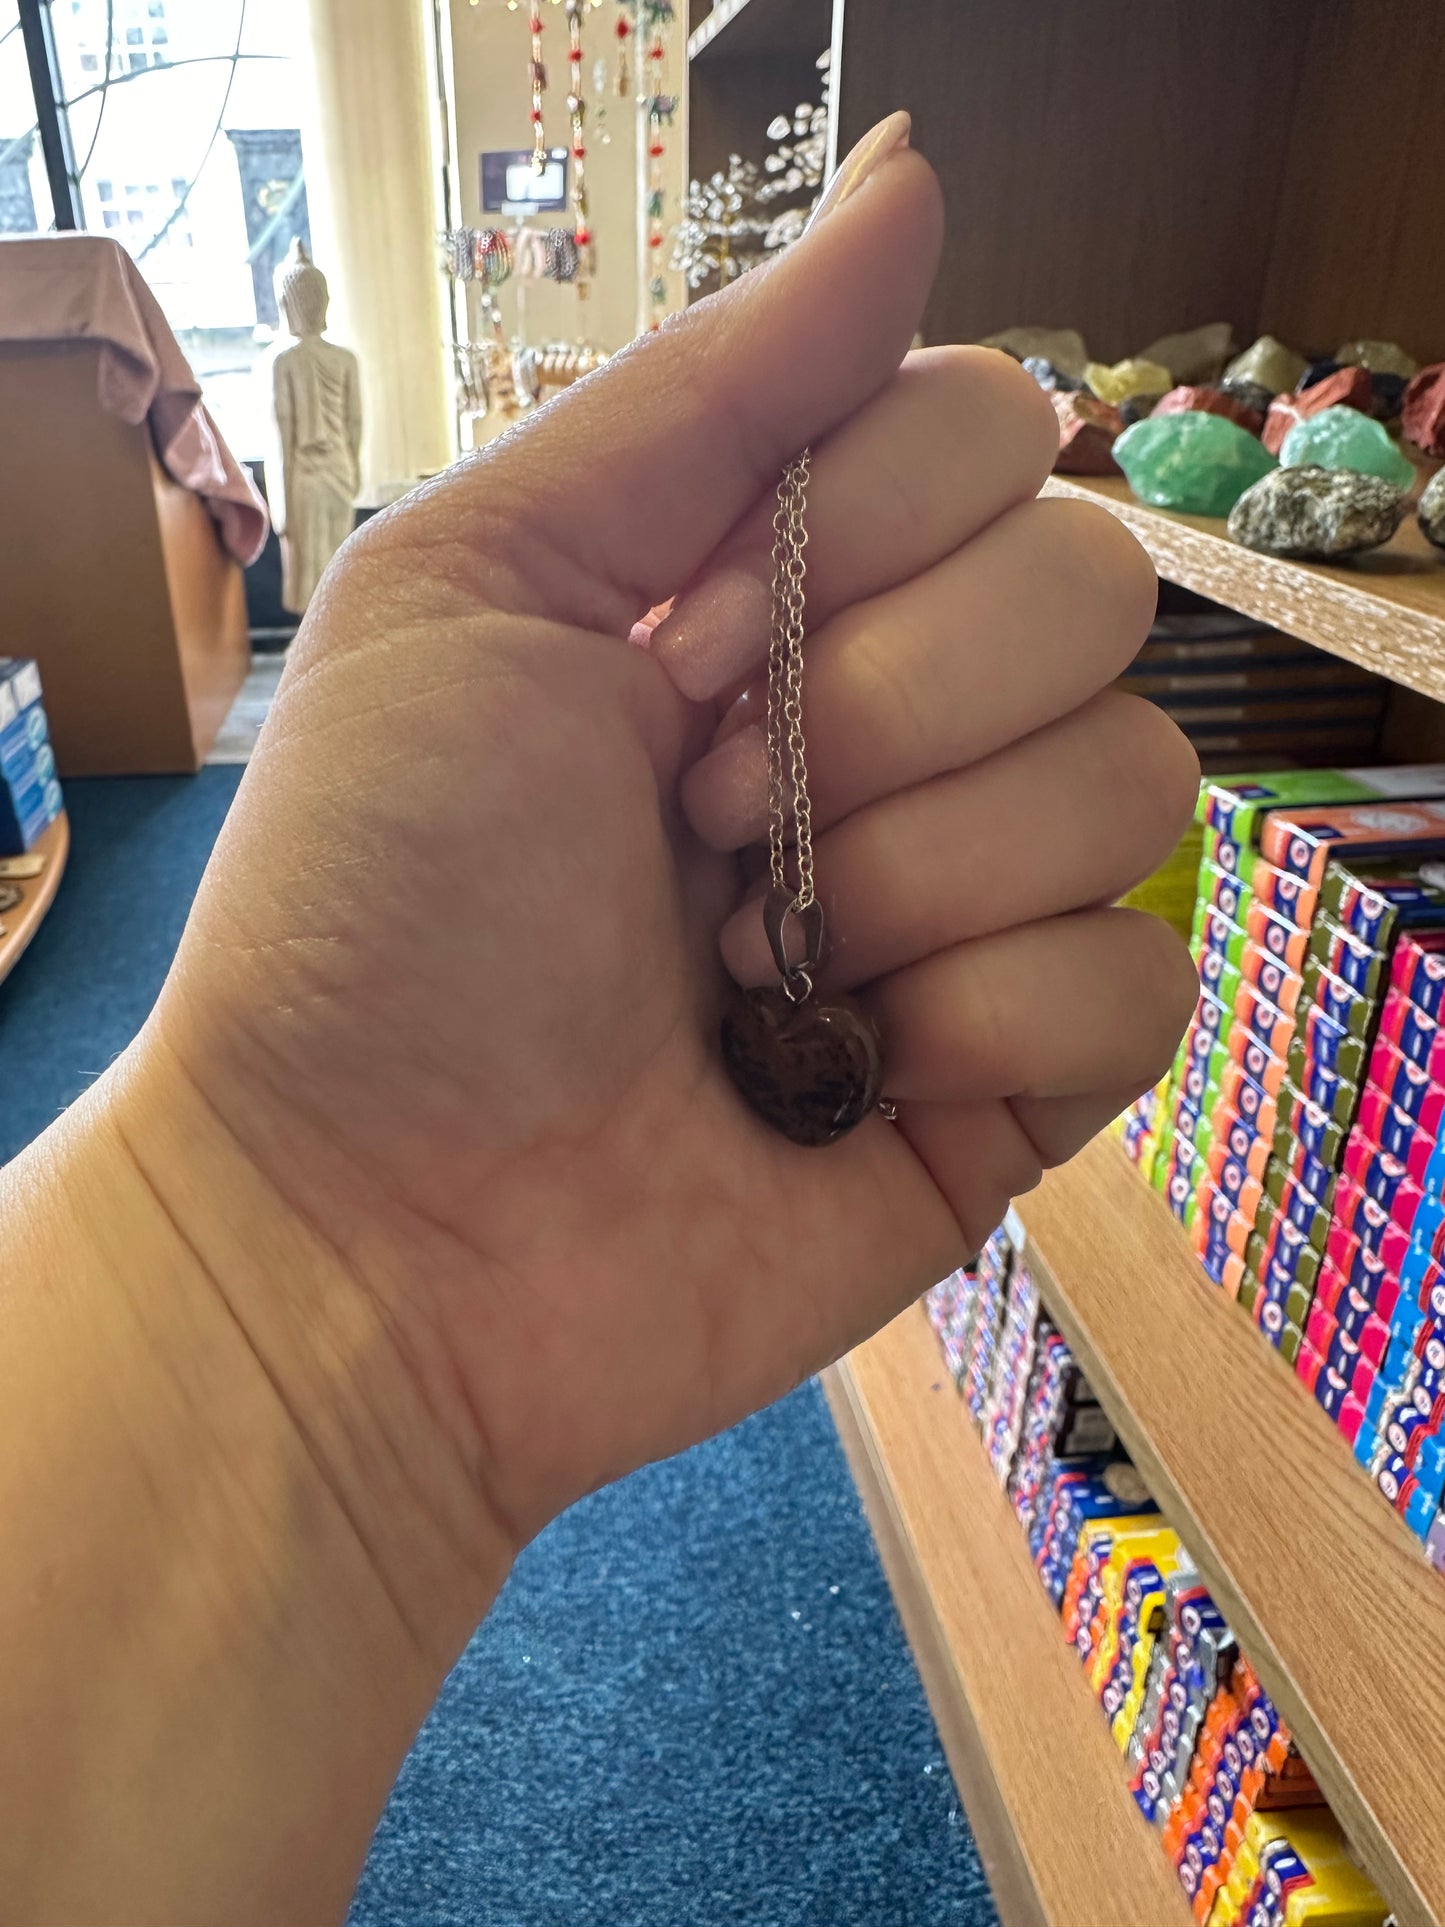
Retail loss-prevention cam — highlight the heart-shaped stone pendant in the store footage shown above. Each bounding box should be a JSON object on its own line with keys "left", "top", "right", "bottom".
{"left": 721, "top": 986, "right": 885, "bottom": 1147}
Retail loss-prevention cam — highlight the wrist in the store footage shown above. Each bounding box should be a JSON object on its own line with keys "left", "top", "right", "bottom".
{"left": 0, "top": 1031, "right": 512, "bottom": 1921}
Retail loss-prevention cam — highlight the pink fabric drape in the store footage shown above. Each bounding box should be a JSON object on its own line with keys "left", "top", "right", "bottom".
{"left": 0, "top": 233, "right": 269, "bottom": 564}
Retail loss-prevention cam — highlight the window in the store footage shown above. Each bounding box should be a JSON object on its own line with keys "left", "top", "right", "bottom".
{"left": 25, "top": 0, "right": 313, "bottom": 457}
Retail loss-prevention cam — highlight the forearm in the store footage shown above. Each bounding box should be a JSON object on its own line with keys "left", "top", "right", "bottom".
{"left": 0, "top": 1031, "right": 512, "bottom": 1925}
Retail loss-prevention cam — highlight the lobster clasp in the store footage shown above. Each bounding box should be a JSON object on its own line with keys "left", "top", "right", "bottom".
{"left": 763, "top": 888, "right": 825, "bottom": 1002}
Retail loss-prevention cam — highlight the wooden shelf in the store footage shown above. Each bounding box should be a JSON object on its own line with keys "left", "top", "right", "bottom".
{"left": 687, "top": 0, "right": 832, "bottom": 63}
{"left": 1015, "top": 1133, "right": 1445, "bottom": 1927}
{"left": 824, "top": 1309, "right": 1193, "bottom": 1927}
{"left": 0, "top": 813, "right": 68, "bottom": 987}
{"left": 1042, "top": 474, "right": 1445, "bottom": 705}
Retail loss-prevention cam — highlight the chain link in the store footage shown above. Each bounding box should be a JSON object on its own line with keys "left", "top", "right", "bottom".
{"left": 768, "top": 451, "right": 814, "bottom": 911}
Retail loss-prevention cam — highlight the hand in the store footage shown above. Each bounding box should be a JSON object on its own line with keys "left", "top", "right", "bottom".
{"left": 130, "top": 119, "right": 1197, "bottom": 1571}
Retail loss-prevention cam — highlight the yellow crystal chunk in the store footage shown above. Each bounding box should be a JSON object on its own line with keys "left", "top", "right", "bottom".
{"left": 1084, "top": 357, "right": 1173, "bottom": 405}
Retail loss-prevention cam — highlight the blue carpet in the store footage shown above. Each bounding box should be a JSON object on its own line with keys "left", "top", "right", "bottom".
{"left": 3, "top": 772, "right": 999, "bottom": 1927}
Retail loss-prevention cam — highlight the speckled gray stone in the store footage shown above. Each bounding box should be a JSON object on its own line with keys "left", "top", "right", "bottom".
{"left": 1420, "top": 467, "right": 1445, "bottom": 553}
{"left": 1227, "top": 465, "right": 1408, "bottom": 559}
{"left": 1220, "top": 376, "right": 1275, "bottom": 418}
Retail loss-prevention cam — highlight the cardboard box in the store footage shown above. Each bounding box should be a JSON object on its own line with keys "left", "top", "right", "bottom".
{"left": 1365, "top": 1036, "right": 1445, "bottom": 1131}
{"left": 1306, "top": 913, "right": 1388, "bottom": 998}
{"left": 1320, "top": 855, "right": 1445, "bottom": 947}
{"left": 1260, "top": 796, "right": 1445, "bottom": 887}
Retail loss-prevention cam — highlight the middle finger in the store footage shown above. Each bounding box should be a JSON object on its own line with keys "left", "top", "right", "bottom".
{"left": 718, "top": 688, "right": 1199, "bottom": 991}
{"left": 681, "top": 495, "right": 1157, "bottom": 851}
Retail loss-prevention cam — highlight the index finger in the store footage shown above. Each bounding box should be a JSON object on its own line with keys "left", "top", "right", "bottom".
{"left": 650, "top": 345, "right": 1058, "bottom": 704}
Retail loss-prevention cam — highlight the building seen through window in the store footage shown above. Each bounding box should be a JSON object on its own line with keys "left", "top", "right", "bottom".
{"left": 1, "top": 0, "right": 311, "bottom": 458}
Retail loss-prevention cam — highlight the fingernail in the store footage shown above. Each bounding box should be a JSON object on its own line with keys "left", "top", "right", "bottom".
{"left": 680, "top": 724, "right": 768, "bottom": 850}
{"left": 808, "top": 111, "right": 911, "bottom": 229}
{"left": 651, "top": 565, "right": 771, "bottom": 703}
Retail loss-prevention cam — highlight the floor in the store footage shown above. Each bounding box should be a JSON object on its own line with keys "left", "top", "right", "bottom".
{"left": 0, "top": 660, "right": 1001, "bottom": 1927}
{"left": 207, "top": 649, "right": 287, "bottom": 764}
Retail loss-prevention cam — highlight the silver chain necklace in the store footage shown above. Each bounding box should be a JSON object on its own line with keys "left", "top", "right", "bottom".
{"left": 720, "top": 453, "right": 887, "bottom": 1146}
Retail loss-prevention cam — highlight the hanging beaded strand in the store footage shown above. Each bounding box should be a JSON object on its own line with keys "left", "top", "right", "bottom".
{"left": 564, "top": 0, "right": 593, "bottom": 296}
{"left": 640, "top": 1, "right": 675, "bottom": 331}
{"left": 615, "top": 3, "right": 631, "bottom": 95}
{"left": 528, "top": 5, "right": 548, "bottom": 173}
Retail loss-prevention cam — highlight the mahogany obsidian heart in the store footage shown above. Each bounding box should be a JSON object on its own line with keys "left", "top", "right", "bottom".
{"left": 721, "top": 986, "right": 884, "bottom": 1147}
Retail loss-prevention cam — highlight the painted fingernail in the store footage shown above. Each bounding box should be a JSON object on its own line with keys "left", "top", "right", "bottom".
{"left": 680, "top": 724, "right": 768, "bottom": 849}
{"left": 807, "top": 111, "right": 911, "bottom": 229}
{"left": 651, "top": 565, "right": 771, "bottom": 703}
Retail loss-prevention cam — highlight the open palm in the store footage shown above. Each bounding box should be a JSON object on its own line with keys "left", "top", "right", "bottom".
{"left": 146, "top": 130, "right": 1197, "bottom": 1546}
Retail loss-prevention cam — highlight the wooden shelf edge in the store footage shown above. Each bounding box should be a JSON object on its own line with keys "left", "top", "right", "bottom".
{"left": 1016, "top": 1134, "right": 1442, "bottom": 1926}
{"left": 0, "top": 813, "right": 68, "bottom": 988}
{"left": 825, "top": 1310, "right": 1194, "bottom": 1927}
{"left": 1040, "top": 473, "right": 1445, "bottom": 705}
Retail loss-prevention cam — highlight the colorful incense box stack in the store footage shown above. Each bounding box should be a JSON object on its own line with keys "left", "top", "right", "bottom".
{"left": 1006, "top": 1328, "right": 1118, "bottom": 1530}
{"left": 1208, "top": 1807, "right": 1385, "bottom": 1927}
{"left": 1130, "top": 1575, "right": 1235, "bottom": 1826}
{"left": 923, "top": 1267, "right": 977, "bottom": 1385}
{"left": 1223, "top": 799, "right": 1445, "bottom": 1355}
{"left": 1163, "top": 770, "right": 1405, "bottom": 1252}
{"left": 1031, "top": 1460, "right": 1155, "bottom": 1609}
{"left": 1162, "top": 1655, "right": 1320, "bottom": 1923}
{"left": 1292, "top": 921, "right": 1445, "bottom": 1550}
{"left": 0, "top": 658, "right": 62, "bottom": 856}
{"left": 922, "top": 1239, "right": 1387, "bottom": 1927}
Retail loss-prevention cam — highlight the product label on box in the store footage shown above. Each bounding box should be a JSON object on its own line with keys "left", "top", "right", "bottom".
{"left": 1368, "top": 1038, "right": 1442, "bottom": 1129}
{"left": 1251, "top": 861, "right": 1316, "bottom": 929}
{"left": 1302, "top": 959, "right": 1371, "bottom": 1037}
{"left": 1197, "top": 944, "right": 1239, "bottom": 1010}
{"left": 1392, "top": 928, "right": 1445, "bottom": 1020}
{"left": 1311, "top": 914, "right": 1383, "bottom": 995}
{"left": 1231, "top": 1030, "right": 1286, "bottom": 1096}
{"left": 1237, "top": 980, "right": 1293, "bottom": 1058}
{"left": 1200, "top": 860, "right": 1249, "bottom": 926}
{"left": 1381, "top": 985, "right": 1444, "bottom": 1077}
{"left": 1243, "top": 946, "right": 1297, "bottom": 1016}
{"left": 1262, "top": 799, "right": 1445, "bottom": 884}
{"left": 1296, "top": 1002, "right": 1353, "bottom": 1079}
{"left": 1245, "top": 894, "right": 1310, "bottom": 971}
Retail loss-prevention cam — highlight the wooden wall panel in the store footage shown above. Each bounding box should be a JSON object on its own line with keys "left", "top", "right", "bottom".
{"left": 833, "top": 0, "right": 1313, "bottom": 360}
{"left": 1258, "top": 0, "right": 1445, "bottom": 363}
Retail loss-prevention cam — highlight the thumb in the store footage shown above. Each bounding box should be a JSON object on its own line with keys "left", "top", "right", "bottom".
{"left": 404, "top": 114, "right": 942, "bottom": 632}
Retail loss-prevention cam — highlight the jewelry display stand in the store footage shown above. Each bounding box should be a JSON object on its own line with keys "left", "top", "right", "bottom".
{"left": 687, "top": 3, "right": 1445, "bottom": 1922}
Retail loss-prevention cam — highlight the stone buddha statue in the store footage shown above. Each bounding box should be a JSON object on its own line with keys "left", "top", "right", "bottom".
{"left": 263, "top": 240, "right": 362, "bottom": 615}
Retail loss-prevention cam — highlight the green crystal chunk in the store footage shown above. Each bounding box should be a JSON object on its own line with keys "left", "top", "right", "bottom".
{"left": 1278, "top": 405, "right": 1415, "bottom": 486}
{"left": 1113, "top": 411, "right": 1276, "bottom": 516}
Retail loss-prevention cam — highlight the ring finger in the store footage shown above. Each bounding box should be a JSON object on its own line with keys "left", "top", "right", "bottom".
{"left": 719, "top": 688, "right": 1199, "bottom": 991}
{"left": 864, "top": 908, "right": 1199, "bottom": 1104}
{"left": 681, "top": 494, "right": 1157, "bottom": 852}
